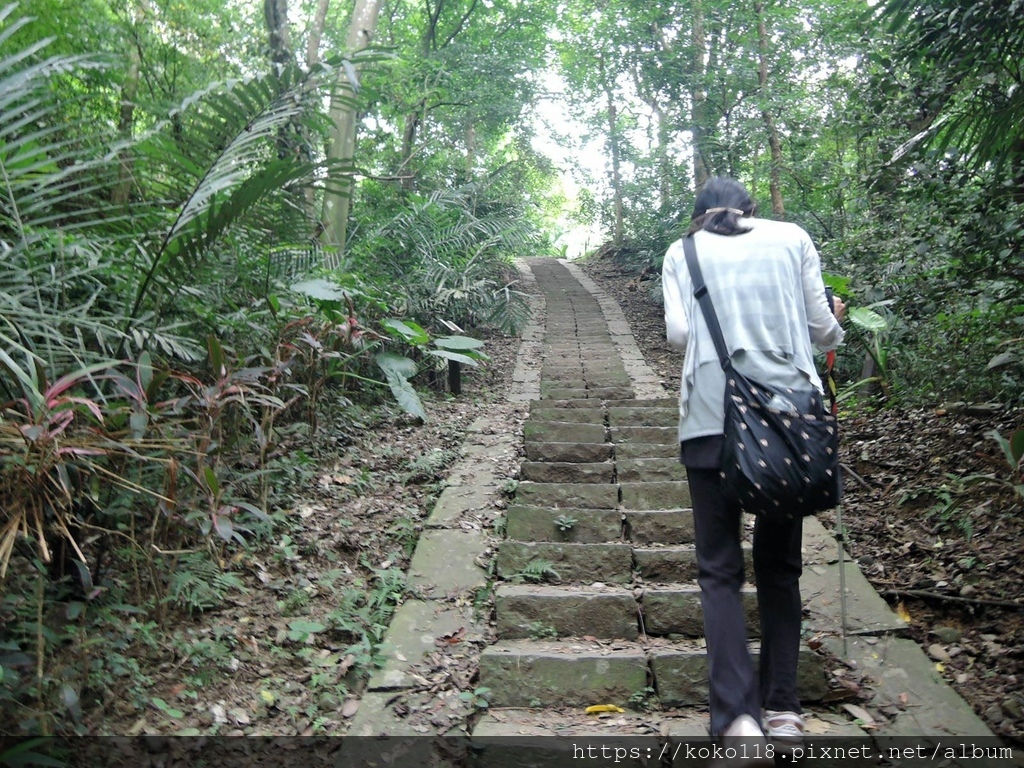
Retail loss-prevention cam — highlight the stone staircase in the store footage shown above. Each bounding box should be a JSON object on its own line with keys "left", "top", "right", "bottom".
{"left": 474, "top": 397, "right": 828, "bottom": 731}
{"left": 343, "top": 258, "right": 1004, "bottom": 767}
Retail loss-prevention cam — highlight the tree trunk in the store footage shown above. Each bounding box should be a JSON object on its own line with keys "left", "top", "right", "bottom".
{"left": 321, "top": 0, "right": 384, "bottom": 265}
{"left": 306, "top": 0, "right": 330, "bottom": 67}
{"left": 691, "top": 1, "right": 710, "bottom": 191}
{"left": 631, "top": 56, "right": 672, "bottom": 214}
{"left": 465, "top": 121, "right": 476, "bottom": 179}
{"left": 111, "top": 1, "right": 148, "bottom": 206}
{"left": 264, "top": 0, "right": 292, "bottom": 69}
{"left": 598, "top": 55, "right": 624, "bottom": 246}
{"left": 756, "top": 1, "right": 785, "bottom": 218}
{"left": 400, "top": 110, "right": 420, "bottom": 191}
{"left": 301, "top": 0, "right": 331, "bottom": 218}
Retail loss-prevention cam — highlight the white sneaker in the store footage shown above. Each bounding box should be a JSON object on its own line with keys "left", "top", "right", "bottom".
{"left": 716, "top": 715, "right": 775, "bottom": 767}
{"left": 723, "top": 714, "right": 766, "bottom": 738}
{"left": 764, "top": 710, "right": 805, "bottom": 744}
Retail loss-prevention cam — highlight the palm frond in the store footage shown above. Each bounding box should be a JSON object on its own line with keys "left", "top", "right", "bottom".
{"left": 123, "top": 63, "right": 357, "bottom": 337}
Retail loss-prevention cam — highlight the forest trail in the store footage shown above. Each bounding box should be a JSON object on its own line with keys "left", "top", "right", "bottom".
{"left": 343, "top": 258, "right": 1004, "bottom": 765}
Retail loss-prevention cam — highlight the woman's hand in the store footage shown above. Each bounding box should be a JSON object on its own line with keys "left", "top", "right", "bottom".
{"left": 832, "top": 295, "right": 846, "bottom": 323}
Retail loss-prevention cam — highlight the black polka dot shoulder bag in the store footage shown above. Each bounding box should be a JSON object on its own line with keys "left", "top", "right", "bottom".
{"left": 683, "top": 236, "right": 841, "bottom": 522}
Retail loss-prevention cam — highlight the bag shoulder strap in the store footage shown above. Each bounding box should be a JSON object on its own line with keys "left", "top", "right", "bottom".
{"left": 682, "top": 235, "right": 732, "bottom": 371}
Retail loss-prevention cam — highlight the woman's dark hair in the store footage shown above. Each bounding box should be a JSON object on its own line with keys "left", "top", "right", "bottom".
{"left": 687, "top": 176, "right": 757, "bottom": 236}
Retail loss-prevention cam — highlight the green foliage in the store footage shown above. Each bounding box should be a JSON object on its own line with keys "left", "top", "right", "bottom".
{"left": 510, "top": 559, "right": 560, "bottom": 584}
{"left": 986, "top": 429, "right": 1024, "bottom": 500}
{"left": 0, "top": 737, "right": 66, "bottom": 767}
{"left": 553, "top": 514, "right": 577, "bottom": 533}
{"left": 347, "top": 187, "right": 537, "bottom": 335}
{"left": 628, "top": 685, "right": 657, "bottom": 712}
{"left": 167, "top": 553, "right": 246, "bottom": 615}
{"left": 527, "top": 622, "right": 558, "bottom": 640}
{"left": 458, "top": 686, "right": 492, "bottom": 711}
{"left": 376, "top": 317, "right": 490, "bottom": 419}
{"left": 877, "top": 0, "right": 1024, "bottom": 172}
{"left": 326, "top": 568, "right": 407, "bottom": 671}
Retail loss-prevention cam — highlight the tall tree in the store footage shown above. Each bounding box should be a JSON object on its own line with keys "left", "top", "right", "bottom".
{"left": 755, "top": 0, "right": 785, "bottom": 217}
{"left": 321, "top": 0, "right": 384, "bottom": 263}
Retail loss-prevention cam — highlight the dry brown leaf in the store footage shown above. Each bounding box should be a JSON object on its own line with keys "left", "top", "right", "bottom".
{"left": 842, "top": 703, "right": 877, "bottom": 728}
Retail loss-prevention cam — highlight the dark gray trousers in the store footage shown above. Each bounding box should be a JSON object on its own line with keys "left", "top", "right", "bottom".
{"left": 686, "top": 467, "right": 804, "bottom": 736}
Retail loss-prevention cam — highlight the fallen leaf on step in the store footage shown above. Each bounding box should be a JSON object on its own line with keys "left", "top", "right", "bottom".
{"left": 585, "top": 704, "right": 625, "bottom": 714}
{"left": 436, "top": 627, "right": 467, "bottom": 646}
{"left": 842, "top": 703, "right": 877, "bottom": 729}
{"left": 895, "top": 602, "right": 912, "bottom": 623}
{"left": 803, "top": 717, "right": 832, "bottom": 735}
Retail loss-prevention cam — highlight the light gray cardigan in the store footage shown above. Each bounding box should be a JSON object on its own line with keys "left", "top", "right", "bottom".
{"left": 662, "top": 218, "right": 845, "bottom": 442}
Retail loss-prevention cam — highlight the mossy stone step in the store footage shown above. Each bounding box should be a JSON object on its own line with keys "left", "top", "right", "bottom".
{"left": 478, "top": 640, "right": 649, "bottom": 708}
{"left": 634, "top": 544, "right": 752, "bottom": 583}
{"left": 540, "top": 387, "right": 590, "bottom": 400}
{"left": 497, "top": 541, "right": 633, "bottom": 584}
{"left": 519, "top": 461, "right": 615, "bottom": 484}
{"left": 472, "top": 709, "right": 683, "bottom": 767}
{"left": 527, "top": 407, "right": 605, "bottom": 424}
{"left": 650, "top": 643, "right": 828, "bottom": 706}
{"left": 624, "top": 509, "right": 695, "bottom": 544}
{"left": 615, "top": 442, "right": 679, "bottom": 460}
{"left": 525, "top": 421, "right": 607, "bottom": 444}
{"left": 533, "top": 399, "right": 599, "bottom": 410}
{"left": 611, "top": 426, "right": 678, "bottom": 445}
{"left": 614, "top": 398, "right": 679, "bottom": 409}
{"left": 616, "top": 457, "right": 687, "bottom": 483}
{"left": 641, "top": 586, "right": 758, "bottom": 637}
{"left": 524, "top": 442, "right": 614, "bottom": 463}
{"left": 585, "top": 375, "right": 634, "bottom": 389}
{"left": 514, "top": 481, "right": 619, "bottom": 509}
{"left": 620, "top": 481, "right": 691, "bottom": 510}
{"left": 504, "top": 506, "right": 623, "bottom": 543}
{"left": 588, "top": 386, "right": 636, "bottom": 400}
{"left": 607, "top": 407, "right": 678, "bottom": 427}
{"left": 494, "top": 584, "right": 639, "bottom": 640}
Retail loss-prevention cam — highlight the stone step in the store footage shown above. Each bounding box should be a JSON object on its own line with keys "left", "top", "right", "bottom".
{"left": 526, "top": 407, "right": 605, "bottom": 424}
{"left": 589, "top": 386, "right": 636, "bottom": 401}
{"left": 519, "top": 461, "right": 614, "bottom": 484}
{"left": 496, "top": 541, "right": 633, "bottom": 584}
{"left": 589, "top": 377, "right": 634, "bottom": 389}
{"left": 494, "top": 584, "right": 639, "bottom": 640}
{"left": 650, "top": 642, "right": 828, "bottom": 707}
{"left": 641, "top": 585, "right": 759, "bottom": 637}
{"left": 479, "top": 640, "right": 827, "bottom": 710}
{"left": 479, "top": 640, "right": 649, "bottom": 708}
{"left": 525, "top": 442, "right": 614, "bottom": 463}
{"left": 492, "top": 582, "right": 758, "bottom": 640}
{"left": 634, "top": 544, "right": 752, "bottom": 583}
{"left": 525, "top": 421, "right": 607, "bottom": 444}
{"left": 541, "top": 363, "right": 584, "bottom": 374}
{"left": 616, "top": 457, "right": 686, "bottom": 483}
{"left": 540, "top": 387, "right": 589, "bottom": 400}
{"left": 624, "top": 509, "right": 695, "bottom": 544}
{"left": 514, "top": 481, "right": 619, "bottom": 509}
{"left": 614, "top": 398, "right": 679, "bottom": 409}
{"left": 472, "top": 709, "right": 709, "bottom": 767}
{"left": 611, "top": 426, "right": 677, "bottom": 445}
{"left": 504, "top": 506, "right": 623, "bottom": 543}
{"left": 615, "top": 442, "right": 678, "bottom": 459}
{"left": 621, "top": 481, "right": 691, "bottom": 510}
{"left": 607, "top": 406, "right": 677, "bottom": 427}
{"left": 531, "top": 399, "right": 599, "bottom": 410}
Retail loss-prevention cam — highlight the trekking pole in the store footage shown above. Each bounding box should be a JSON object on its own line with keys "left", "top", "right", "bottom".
{"left": 825, "top": 347, "right": 850, "bottom": 660}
